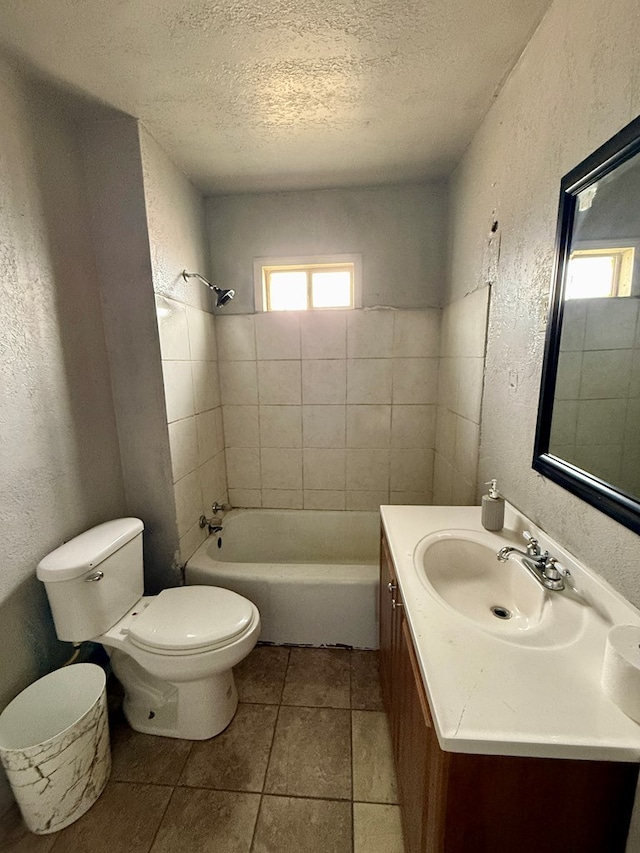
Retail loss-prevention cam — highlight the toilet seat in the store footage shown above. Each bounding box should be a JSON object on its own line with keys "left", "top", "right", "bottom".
{"left": 127, "top": 586, "right": 255, "bottom": 656}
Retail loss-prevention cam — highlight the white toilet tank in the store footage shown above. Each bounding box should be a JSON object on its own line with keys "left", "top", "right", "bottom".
{"left": 37, "top": 518, "right": 145, "bottom": 643}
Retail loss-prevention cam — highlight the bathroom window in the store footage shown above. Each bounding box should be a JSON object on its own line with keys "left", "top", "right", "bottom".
{"left": 254, "top": 255, "right": 362, "bottom": 311}
{"left": 565, "top": 247, "right": 635, "bottom": 299}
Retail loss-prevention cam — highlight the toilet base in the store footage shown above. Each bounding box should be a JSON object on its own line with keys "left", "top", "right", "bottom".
{"left": 110, "top": 650, "right": 239, "bottom": 739}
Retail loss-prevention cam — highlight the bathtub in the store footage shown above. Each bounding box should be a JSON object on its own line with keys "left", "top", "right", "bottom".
{"left": 185, "top": 509, "right": 380, "bottom": 649}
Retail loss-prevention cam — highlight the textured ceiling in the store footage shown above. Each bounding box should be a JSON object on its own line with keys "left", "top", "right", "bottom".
{"left": 0, "top": 0, "right": 551, "bottom": 194}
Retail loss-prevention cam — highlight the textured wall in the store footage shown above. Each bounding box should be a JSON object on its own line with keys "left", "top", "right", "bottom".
{"left": 0, "top": 58, "right": 127, "bottom": 813}
{"left": 80, "top": 113, "right": 180, "bottom": 591}
{"left": 448, "top": 0, "right": 640, "bottom": 601}
{"left": 206, "top": 183, "right": 448, "bottom": 312}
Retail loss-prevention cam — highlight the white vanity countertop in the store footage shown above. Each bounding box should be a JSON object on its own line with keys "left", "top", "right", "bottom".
{"left": 380, "top": 503, "right": 640, "bottom": 762}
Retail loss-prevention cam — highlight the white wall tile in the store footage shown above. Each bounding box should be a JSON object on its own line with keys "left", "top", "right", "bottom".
{"left": 347, "top": 359, "right": 393, "bottom": 404}
{"left": 346, "top": 448, "right": 390, "bottom": 490}
{"left": 393, "top": 310, "right": 440, "bottom": 358}
{"left": 192, "top": 360, "right": 221, "bottom": 412}
{"left": 390, "top": 449, "right": 434, "bottom": 491}
{"left": 302, "top": 405, "right": 346, "bottom": 447}
{"left": 437, "top": 357, "right": 457, "bottom": 411}
{"left": 584, "top": 298, "right": 637, "bottom": 350}
{"left": 156, "top": 295, "right": 190, "bottom": 360}
{"left": 260, "top": 405, "right": 303, "bottom": 447}
{"left": 219, "top": 361, "right": 258, "bottom": 405}
{"left": 451, "top": 476, "right": 476, "bottom": 506}
{"left": 262, "top": 489, "right": 303, "bottom": 508}
{"left": 226, "top": 447, "right": 261, "bottom": 489}
{"left": 199, "top": 451, "right": 228, "bottom": 510}
{"left": 255, "top": 312, "right": 301, "bottom": 360}
{"left": 392, "top": 358, "right": 438, "bottom": 404}
{"left": 223, "top": 405, "right": 259, "bottom": 447}
{"left": 216, "top": 314, "right": 256, "bottom": 360}
{"left": 347, "top": 405, "right": 391, "bottom": 448}
{"left": 301, "top": 311, "right": 347, "bottom": 359}
{"left": 559, "top": 300, "right": 586, "bottom": 352}
{"left": 391, "top": 405, "right": 436, "bottom": 449}
{"left": 162, "top": 360, "right": 195, "bottom": 422}
{"left": 575, "top": 399, "right": 627, "bottom": 445}
{"left": 228, "top": 488, "right": 262, "bottom": 507}
{"left": 258, "top": 361, "right": 302, "bottom": 404}
{"left": 435, "top": 405, "right": 456, "bottom": 463}
{"left": 346, "top": 490, "right": 389, "bottom": 510}
{"left": 554, "top": 351, "right": 583, "bottom": 400}
{"left": 549, "top": 400, "right": 578, "bottom": 446}
{"left": 179, "top": 520, "right": 207, "bottom": 564}
{"left": 456, "top": 357, "right": 485, "bottom": 423}
{"left": 302, "top": 360, "right": 347, "bottom": 404}
{"left": 303, "top": 490, "right": 346, "bottom": 510}
{"left": 186, "top": 305, "right": 217, "bottom": 361}
{"left": 174, "top": 469, "right": 204, "bottom": 538}
{"left": 168, "top": 417, "right": 198, "bottom": 482}
{"left": 196, "top": 409, "right": 219, "bottom": 465}
{"left": 303, "top": 448, "right": 346, "bottom": 489}
{"left": 453, "top": 417, "right": 479, "bottom": 480}
{"left": 433, "top": 453, "right": 453, "bottom": 505}
{"left": 390, "top": 490, "right": 432, "bottom": 505}
{"left": 579, "top": 350, "right": 632, "bottom": 400}
{"left": 261, "top": 447, "right": 303, "bottom": 489}
{"left": 347, "top": 309, "right": 394, "bottom": 358}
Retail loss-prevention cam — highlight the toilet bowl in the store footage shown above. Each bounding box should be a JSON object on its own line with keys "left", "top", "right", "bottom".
{"left": 37, "top": 519, "right": 260, "bottom": 740}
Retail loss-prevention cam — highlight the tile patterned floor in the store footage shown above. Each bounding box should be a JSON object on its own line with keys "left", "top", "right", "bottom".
{"left": 1, "top": 647, "right": 405, "bottom": 853}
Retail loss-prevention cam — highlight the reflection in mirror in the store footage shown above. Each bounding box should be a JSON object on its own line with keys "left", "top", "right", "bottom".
{"left": 534, "top": 113, "right": 640, "bottom": 534}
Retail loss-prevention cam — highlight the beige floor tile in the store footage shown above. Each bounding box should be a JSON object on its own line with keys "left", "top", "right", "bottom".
{"left": 352, "top": 711, "right": 398, "bottom": 804}
{"left": 110, "top": 711, "right": 193, "bottom": 784}
{"left": 281, "top": 647, "right": 350, "bottom": 708}
{"left": 150, "top": 788, "right": 260, "bottom": 853}
{"left": 179, "top": 703, "right": 277, "bottom": 792}
{"left": 350, "top": 650, "right": 384, "bottom": 711}
{"left": 252, "top": 795, "right": 352, "bottom": 853}
{"left": 0, "top": 803, "right": 58, "bottom": 853}
{"left": 49, "top": 781, "right": 172, "bottom": 853}
{"left": 265, "top": 706, "right": 352, "bottom": 800}
{"left": 353, "top": 802, "right": 405, "bottom": 853}
{"left": 234, "top": 645, "right": 290, "bottom": 704}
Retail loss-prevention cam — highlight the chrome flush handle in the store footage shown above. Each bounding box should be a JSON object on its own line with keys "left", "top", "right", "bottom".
{"left": 84, "top": 571, "right": 104, "bottom": 582}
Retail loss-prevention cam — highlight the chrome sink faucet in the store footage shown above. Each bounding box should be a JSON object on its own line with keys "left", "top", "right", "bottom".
{"left": 496, "top": 532, "right": 571, "bottom": 591}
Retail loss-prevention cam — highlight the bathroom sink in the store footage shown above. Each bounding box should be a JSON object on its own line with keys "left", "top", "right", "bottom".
{"left": 413, "top": 529, "right": 585, "bottom": 647}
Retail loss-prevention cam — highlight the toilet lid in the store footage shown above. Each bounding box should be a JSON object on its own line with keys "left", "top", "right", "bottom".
{"left": 128, "top": 586, "right": 254, "bottom": 652}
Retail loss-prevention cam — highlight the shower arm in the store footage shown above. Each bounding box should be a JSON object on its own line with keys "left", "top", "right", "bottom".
{"left": 182, "top": 270, "right": 215, "bottom": 291}
{"left": 182, "top": 270, "right": 235, "bottom": 307}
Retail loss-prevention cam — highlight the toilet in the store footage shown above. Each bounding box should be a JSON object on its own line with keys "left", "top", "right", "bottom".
{"left": 36, "top": 518, "right": 260, "bottom": 740}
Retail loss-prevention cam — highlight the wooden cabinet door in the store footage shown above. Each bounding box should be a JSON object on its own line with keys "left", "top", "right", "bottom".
{"left": 396, "top": 619, "right": 449, "bottom": 853}
{"left": 379, "top": 530, "right": 396, "bottom": 714}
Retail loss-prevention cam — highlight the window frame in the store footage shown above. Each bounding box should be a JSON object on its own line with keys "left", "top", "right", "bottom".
{"left": 254, "top": 254, "right": 363, "bottom": 312}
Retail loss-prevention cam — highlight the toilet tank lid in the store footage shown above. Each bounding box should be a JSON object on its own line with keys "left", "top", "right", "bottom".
{"left": 37, "top": 518, "right": 144, "bottom": 582}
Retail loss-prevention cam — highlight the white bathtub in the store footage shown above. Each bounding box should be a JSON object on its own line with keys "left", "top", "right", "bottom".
{"left": 185, "top": 508, "right": 380, "bottom": 649}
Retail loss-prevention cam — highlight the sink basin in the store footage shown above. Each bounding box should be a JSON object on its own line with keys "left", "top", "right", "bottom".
{"left": 413, "top": 529, "right": 586, "bottom": 647}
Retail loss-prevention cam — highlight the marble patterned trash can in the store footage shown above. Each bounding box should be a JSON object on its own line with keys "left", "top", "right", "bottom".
{"left": 0, "top": 663, "right": 111, "bottom": 834}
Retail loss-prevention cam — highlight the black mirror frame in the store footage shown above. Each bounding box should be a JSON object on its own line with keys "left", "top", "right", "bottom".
{"left": 533, "top": 113, "right": 640, "bottom": 536}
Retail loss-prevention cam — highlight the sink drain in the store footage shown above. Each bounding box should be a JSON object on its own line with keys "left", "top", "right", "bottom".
{"left": 490, "top": 605, "right": 512, "bottom": 620}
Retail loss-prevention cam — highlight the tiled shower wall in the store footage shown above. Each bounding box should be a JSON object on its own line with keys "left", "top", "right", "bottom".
{"left": 156, "top": 295, "right": 228, "bottom": 560}
{"left": 216, "top": 308, "right": 441, "bottom": 510}
{"left": 433, "top": 286, "right": 489, "bottom": 505}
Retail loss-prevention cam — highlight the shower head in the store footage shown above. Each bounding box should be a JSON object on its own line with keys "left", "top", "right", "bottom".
{"left": 182, "top": 270, "right": 235, "bottom": 308}
{"left": 215, "top": 288, "right": 235, "bottom": 307}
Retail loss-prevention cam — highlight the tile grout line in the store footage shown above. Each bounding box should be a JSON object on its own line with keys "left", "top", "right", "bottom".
{"left": 349, "top": 649, "right": 356, "bottom": 853}
{"left": 248, "top": 646, "right": 290, "bottom": 852}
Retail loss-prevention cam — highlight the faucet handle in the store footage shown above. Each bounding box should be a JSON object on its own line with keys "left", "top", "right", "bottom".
{"left": 523, "top": 531, "right": 541, "bottom": 555}
{"left": 544, "top": 557, "right": 571, "bottom": 579}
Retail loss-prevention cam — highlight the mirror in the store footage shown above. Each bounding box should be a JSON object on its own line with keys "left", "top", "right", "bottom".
{"left": 533, "top": 113, "right": 640, "bottom": 535}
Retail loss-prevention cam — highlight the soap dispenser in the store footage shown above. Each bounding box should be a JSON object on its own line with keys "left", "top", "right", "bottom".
{"left": 481, "top": 479, "right": 504, "bottom": 531}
